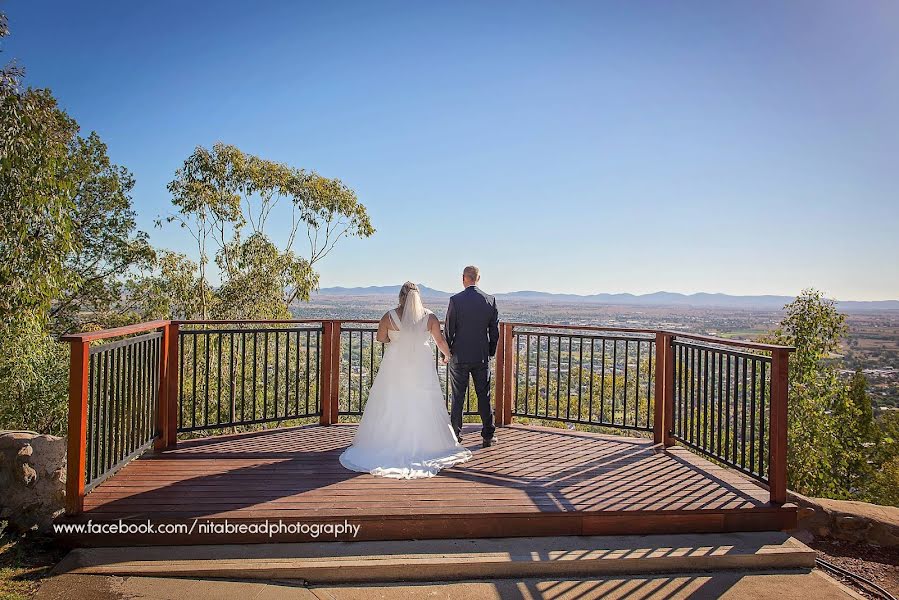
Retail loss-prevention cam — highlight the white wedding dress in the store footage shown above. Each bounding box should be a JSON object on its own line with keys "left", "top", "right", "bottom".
{"left": 339, "top": 290, "right": 472, "bottom": 479}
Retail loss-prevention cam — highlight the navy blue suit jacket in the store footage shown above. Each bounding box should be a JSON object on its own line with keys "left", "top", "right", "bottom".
{"left": 445, "top": 286, "right": 499, "bottom": 364}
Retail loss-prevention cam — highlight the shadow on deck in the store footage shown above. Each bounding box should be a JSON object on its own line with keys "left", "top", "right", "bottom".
{"left": 56, "top": 424, "right": 796, "bottom": 546}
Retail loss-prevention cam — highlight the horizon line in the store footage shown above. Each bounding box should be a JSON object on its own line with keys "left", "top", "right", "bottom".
{"left": 314, "top": 284, "right": 899, "bottom": 304}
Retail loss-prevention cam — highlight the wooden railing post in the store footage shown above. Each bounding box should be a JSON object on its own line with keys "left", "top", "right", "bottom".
{"left": 319, "top": 321, "right": 334, "bottom": 425}
{"left": 65, "top": 339, "right": 90, "bottom": 515}
{"left": 769, "top": 348, "right": 789, "bottom": 504}
{"left": 154, "top": 324, "right": 169, "bottom": 451}
{"left": 494, "top": 323, "right": 506, "bottom": 426}
{"left": 502, "top": 324, "right": 514, "bottom": 426}
{"left": 654, "top": 332, "right": 676, "bottom": 447}
{"left": 330, "top": 321, "right": 341, "bottom": 422}
{"left": 653, "top": 332, "right": 666, "bottom": 445}
{"left": 663, "top": 334, "right": 676, "bottom": 447}
{"left": 164, "top": 322, "right": 179, "bottom": 449}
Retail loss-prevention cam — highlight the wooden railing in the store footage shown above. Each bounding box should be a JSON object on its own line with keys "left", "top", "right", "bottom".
{"left": 62, "top": 319, "right": 792, "bottom": 513}
{"left": 61, "top": 321, "right": 171, "bottom": 513}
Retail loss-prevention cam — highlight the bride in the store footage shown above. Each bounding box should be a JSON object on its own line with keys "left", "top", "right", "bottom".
{"left": 339, "top": 282, "right": 472, "bottom": 479}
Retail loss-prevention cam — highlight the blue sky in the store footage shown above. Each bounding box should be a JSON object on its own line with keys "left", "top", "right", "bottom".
{"left": 5, "top": 1, "right": 898, "bottom": 299}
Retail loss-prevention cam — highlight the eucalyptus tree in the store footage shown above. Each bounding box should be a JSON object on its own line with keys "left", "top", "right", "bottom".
{"left": 762, "top": 290, "right": 850, "bottom": 497}
{"left": 165, "top": 143, "right": 374, "bottom": 319}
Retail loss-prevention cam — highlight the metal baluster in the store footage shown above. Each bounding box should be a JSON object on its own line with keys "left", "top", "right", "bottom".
{"left": 524, "top": 334, "right": 531, "bottom": 415}
{"left": 226, "top": 332, "right": 234, "bottom": 425}
{"left": 294, "top": 330, "right": 301, "bottom": 417}
{"left": 759, "top": 359, "right": 768, "bottom": 478}
{"left": 240, "top": 332, "right": 247, "bottom": 423}
{"left": 358, "top": 331, "right": 364, "bottom": 412}
{"left": 611, "top": 340, "right": 618, "bottom": 424}
{"left": 306, "top": 330, "right": 312, "bottom": 415}
{"left": 690, "top": 346, "right": 698, "bottom": 446}
{"left": 622, "top": 340, "right": 629, "bottom": 427}
{"left": 283, "top": 330, "right": 290, "bottom": 419}
{"left": 565, "top": 336, "right": 572, "bottom": 421}
{"left": 87, "top": 353, "right": 95, "bottom": 483}
{"left": 314, "top": 330, "right": 320, "bottom": 414}
{"left": 577, "top": 337, "right": 583, "bottom": 422}
{"left": 545, "top": 335, "right": 552, "bottom": 418}
{"left": 262, "top": 330, "right": 270, "bottom": 420}
{"left": 273, "top": 330, "right": 280, "bottom": 420}
{"left": 128, "top": 342, "right": 136, "bottom": 456}
{"left": 534, "top": 335, "right": 541, "bottom": 417}
{"left": 599, "top": 339, "right": 607, "bottom": 424}
{"left": 110, "top": 347, "right": 120, "bottom": 470}
{"left": 203, "top": 333, "right": 211, "bottom": 427}
{"left": 741, "top": 356, "right": 748, "bottom": 470}
{"left": 726, "top": 353, "right": 733, "bottom": 464}
{"left": 555, "top": 335, "right": 561, "bottom": 419}
{"left": 750, "top": 358, "right": 757, "bottom": 474}
{"left": 588, "top": 338, "right": 595, "bottom": 423}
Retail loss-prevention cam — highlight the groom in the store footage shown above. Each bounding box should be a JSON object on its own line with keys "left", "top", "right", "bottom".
{"left": 445, "top": 265, "right": 499, "bottom": 448}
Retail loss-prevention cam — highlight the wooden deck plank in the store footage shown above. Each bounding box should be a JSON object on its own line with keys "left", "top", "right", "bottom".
{"left": 59, "top": 424, "right": 795, "bottom": 546}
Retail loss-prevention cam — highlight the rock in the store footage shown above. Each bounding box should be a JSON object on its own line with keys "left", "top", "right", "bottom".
{"left": 21, "top": 463, "right": 37, "bottom": 486}
{"left": 836, "top": 515, "right": 868, "bottom": 531}
{"left": 798, "top": 507, "right": 817, "bottom": 521}
{"left": 789, "top": 490, "right": 899, "bottom": 548}
{"left": 0, "top": 430, "right": 66, "bottom": 533}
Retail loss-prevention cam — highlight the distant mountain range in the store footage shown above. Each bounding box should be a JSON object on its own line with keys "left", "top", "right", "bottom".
{"left": 313, "top": 285, "right": 899, "bottom": 312}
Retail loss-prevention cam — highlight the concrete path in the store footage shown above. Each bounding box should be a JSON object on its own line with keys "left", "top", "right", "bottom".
{"left": 35, "top": 570, "right": 863, "bottom": 600}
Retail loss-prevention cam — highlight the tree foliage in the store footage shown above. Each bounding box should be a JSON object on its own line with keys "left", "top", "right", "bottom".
{"left": 0, "top": 87, "right": 78, "bottom": 321}
{"left": 50, "top": 133, "right": 155, "bottom": 335}
{"left": 763, "top": 290, "right": 896, "bottom": 505}
{"left": 0, "top": 12, "right": 155, "bottom": 434}
{"left": 162, "top": 143, "right": 374, "bottom": 320}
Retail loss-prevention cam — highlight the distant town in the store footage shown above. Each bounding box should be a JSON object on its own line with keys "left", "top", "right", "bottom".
{"left": 293, "top": 291, "right": 899, "bottom": 410}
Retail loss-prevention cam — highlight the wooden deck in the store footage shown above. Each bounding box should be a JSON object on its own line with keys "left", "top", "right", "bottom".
{"left": 59, "top": 424, "right": 797, "bottom": 546}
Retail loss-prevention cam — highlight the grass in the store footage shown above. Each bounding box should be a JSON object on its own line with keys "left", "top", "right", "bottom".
{"left": 0, "top": 521, "right": 65, "bottom": 600}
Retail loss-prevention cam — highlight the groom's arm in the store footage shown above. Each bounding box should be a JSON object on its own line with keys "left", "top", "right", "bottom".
{"left": 445, "top": 297, "right": 456, "bottom": 349}
{"left": 488, "top": 297, "right": 499, "bottom": 357}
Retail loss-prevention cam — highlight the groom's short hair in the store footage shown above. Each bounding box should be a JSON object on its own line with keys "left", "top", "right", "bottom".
{"left": 463, "top": 265, "right": 480, "bottom": 283}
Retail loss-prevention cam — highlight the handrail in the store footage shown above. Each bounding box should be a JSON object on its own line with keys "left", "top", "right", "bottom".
{"left": 175, "top": 319, "right": 324, "bottom": 325}
{"left": 665, "top": 331, "right": 794, "bottom": 353}
{"left": 508, "top": 322, "right": 658, "bottom": 335}
{"left": 61, "top": 320, "right": 170, "bottom": 343}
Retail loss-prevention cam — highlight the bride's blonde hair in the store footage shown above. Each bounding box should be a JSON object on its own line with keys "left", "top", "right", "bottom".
{"left": 398, "top": 281, "right": 419, "bottom": 306}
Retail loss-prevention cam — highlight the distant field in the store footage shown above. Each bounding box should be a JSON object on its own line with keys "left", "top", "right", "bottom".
{"left": 294, "top": 296, "right": 899, "bottom": 409}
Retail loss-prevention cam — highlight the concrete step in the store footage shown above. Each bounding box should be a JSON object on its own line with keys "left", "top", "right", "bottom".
{"left": 54, "top": 532, "right": 817, "bottom": 583}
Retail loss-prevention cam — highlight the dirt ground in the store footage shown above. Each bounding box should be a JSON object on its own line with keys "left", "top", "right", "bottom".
{"left": 810, "top": 540, "right": 899, "bottom": 598}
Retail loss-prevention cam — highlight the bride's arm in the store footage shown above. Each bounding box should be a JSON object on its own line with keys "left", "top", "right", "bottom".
{"left": 428, "top": 314, "right": 451, "bottom": 362}
{"left": 376, "top": 313, "right": 391, "bottom": 343}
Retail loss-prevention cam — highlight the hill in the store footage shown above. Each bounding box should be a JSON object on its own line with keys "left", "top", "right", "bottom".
{"left": 313, "top": 286, "right": 899, "bottom": 312}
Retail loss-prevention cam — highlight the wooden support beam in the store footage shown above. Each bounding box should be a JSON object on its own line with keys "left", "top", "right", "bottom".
{"left": 330, "top": 321, "right": 342, "bottom": 422}
{"left": 164, "top": 323, "right": 179, "bottom": 449}
{"left": 653, "top": 333, "right": 666, "bottom": 445}
{"left": 769, "top": 348, "right": 789, "bottom": 504}
{"left": 319, "top": 321, "right": 334, "bottom": 425}
{"left": 494, "top": 323, "right": 506, "bottom": 426}
{"left": 154, "top": 324, "right": 169, "bottom": 452}
{"left": 663, "top": 334, "right": 676, "bottom": 447}
{"left": 65, "top": 339, "right": 90, "bottom": 515}
{"left": 502, "top": 324, "right": 514, "bottom": 426}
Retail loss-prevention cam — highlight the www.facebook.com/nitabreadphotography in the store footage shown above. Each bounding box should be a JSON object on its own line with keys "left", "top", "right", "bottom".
{"left": 54, "top": 519, "right": 362, "bottom": 539}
